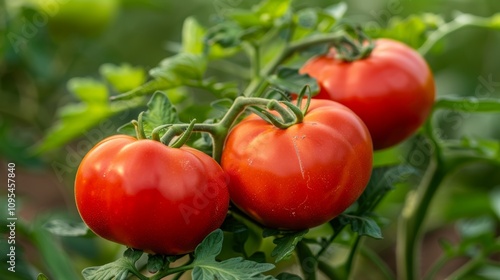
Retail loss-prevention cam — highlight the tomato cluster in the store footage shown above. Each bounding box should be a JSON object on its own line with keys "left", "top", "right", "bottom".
{"left": 75, "top": 38, "right": 433, "bottom": 255}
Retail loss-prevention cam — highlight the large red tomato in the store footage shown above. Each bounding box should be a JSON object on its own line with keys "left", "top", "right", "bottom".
{"left": 300, "top": 38, "right": 435, "bottom": 150}
{"left": 221, "top": 99, "right": 373, "bottom": 230}
{"left": 75, "top": 135, "right": 229, "bottom": 255}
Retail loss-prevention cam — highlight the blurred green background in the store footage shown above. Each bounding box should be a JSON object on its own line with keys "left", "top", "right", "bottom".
{"left": 1, "top": 0, "right": 499, "bottom": 279}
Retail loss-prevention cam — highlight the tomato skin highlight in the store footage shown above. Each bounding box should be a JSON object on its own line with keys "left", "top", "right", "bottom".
{"left": 300, "top": 38, "right": 435, "bottom": 150}
{"left": 75, "top": 135, "right": 229, "bottom": 255}
{"left": 221, "top": 99, "right": 373, "bottom": 230}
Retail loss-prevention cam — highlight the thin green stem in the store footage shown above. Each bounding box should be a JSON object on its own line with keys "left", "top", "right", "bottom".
{"left": 396, "top": 158, "right": 447, "bottom": 280}
{"left": 242, "top": 32, "right": 348, "bottom": 97}
{"left": 296, "top": 241, "right": 318, "bottom": 280}
{"left": 171, "top": 271, "right": 186, "bottom": 280}
{"left": 445, "top": 254, "right": 485, "bottom": 280}
{"left": 318, "top": 260, "right": 341, "bottom": 280}
{"left": 315, "top": 224, "right": 346, "bottom": 259}
{"left": 396, "top": 110, "right": 450, "bottom": 280}
{"left": 150, "top": 257, "right": 195, "bottom": 280}
{"left": 418, "top": 13, "right": 497, "bottom": 56}
{"left": 344, "top": 236, "right": 361, "bottom": 277}
{"left": 151, "top": 96, "right": 304, "bottom": 161}
{"left": 132, "top": 112, "right": 147, "bottom": 139}
{"left": 423, "top": 253, "right": 450, "bottom": 280}
{"left": 129, "top": 267, "right": 149, "bottom": 280}
{"left": 243, "top": 42, "right": 261, "bottom": 80}
{"left": 360, "top": 247, "right": 396, "bottom": 280}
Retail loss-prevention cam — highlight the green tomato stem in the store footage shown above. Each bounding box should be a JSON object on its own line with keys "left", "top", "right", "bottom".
{"left": 315, "top": 224, "right": 346, "bottom": 259}
{"left": 396, "top": 119, "right": 447, "bottom": 280}
{"left": 360, "top": 247, "right": 396, "bottom": 280}
{"left": 296, "top": 241, "right": 318, "bottom": 280}
{"left": 154, "top": 96, "right": 305, "bottom": 162}
{"left": 317, "top": 260, "right": 342, "bottom": 280}
{"left": 132, "top": 112, "right": 147, "bottom": 139}
{"left": 418, "top": 13, "right": 498, "bottom": 56}
{"left": 344, "top": 235, "right": 362, "bottom": 277}
{"left": 423, "top": 253, "right": 450, "bottom": 280}
{"left": 242, "top": 32, "right": 349, "bottom": 97}
{"left": 242, "top": 41, "right": 261, "bottom": 80}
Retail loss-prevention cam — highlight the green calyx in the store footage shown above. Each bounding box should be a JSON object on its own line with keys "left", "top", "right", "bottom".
{"left": 332, "top": 25, "right": 375, "bottom": 62}
{"left": 130, "top": 91, "right": 311, "bottom": 162}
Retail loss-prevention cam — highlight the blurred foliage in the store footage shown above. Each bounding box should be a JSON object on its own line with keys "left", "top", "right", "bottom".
{"left": 1, "top": 0, "right": 500, "bottom": 279}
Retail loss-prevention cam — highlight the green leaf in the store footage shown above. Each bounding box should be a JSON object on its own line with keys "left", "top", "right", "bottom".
{"left": 254, "top": 0, "right": 291, "bottom": 22}
{"left": 44, "top": 219, "right": 92, "bottom": 237}
{"left": 267, "top": 67, "right": 319, "bottom": 94}
{"left": 456, "top": 217, "right": 495, "bottom": 239}
{"left": 192, "top": 229, "right": 275, "bottom": 280}
{"left": 82, "top": 249, "right": 143, "bottom": 280}
{"left": 294, "top": 4, "right": 345, "bottom": 40}
{"left": 337, "top": 214, "right": 383, "bottom": 239}
{"left": 147, "top": 254, "right": 165, "bottom": 274}
{"left": 34, "top": 103, "right": 117, "bottom": 153}
{"left": 182, "top": 17, "right": 205, "bottom": 55}
{"left": 205, "top": 21, "right": 245, "bottom": 49}
{"left": 296, "top": 9, "right": 317, "bottom": 29}
{"left": 99, "top": 64, "right": 146, "bottom": 93}
{"left": 193, "top": 229, "right": 225, "bottom": 262}
{"left": 32, "top": 221, "right": 80, "bottom": 280}
{"left": 150, "top": 53, "right": 207, "bottom": 83}
{"left": 37, "top": 274, "right": 50, "bottom": 280}
{"left": 434, "top": 97, "right": 500, "bottom": 113}
{"left": 443, "top": 137, "right": 500, "bottom": 166}
{"left": 248, "top": 252, "right": 267, "bottom": 264}
{"left": 117, "top": 122, "right": 137, "bottom": 137}
{"left": 264, "top": 229, "right": 308, "bottom": 263}
{"left": 68, "top": 78, "right": 109, "bottom": 105}
{"left": 357, "top": 166, "right": 418, "bottom": 214}
{"left": 323, "top": 2, "right": 348, "bottom": 20}
{"left": 368, "top": 14, "right": 444, "bottom": 49}
{"left": 226, "top": 0, "right": 291, "bottom": 28}
{"left": 228, "top": 10, "right": 263, "bottom": 28}
{"left": 141, "top": 91, "right": 180, "bottom": 137}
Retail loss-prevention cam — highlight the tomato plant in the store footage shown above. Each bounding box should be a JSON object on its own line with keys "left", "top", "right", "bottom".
{"left": 222, "top": 99, "right": 373, "bottom": 230}
{"left": 75, "top": 134, "right": 230, "bottom": 255}
{"left": 300, "top": 38, "right": 436, "bottom": 150}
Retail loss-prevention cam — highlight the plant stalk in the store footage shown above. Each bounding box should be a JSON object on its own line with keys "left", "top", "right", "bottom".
{"left": 396, "top": 158, "right": 446, "bottom": 280}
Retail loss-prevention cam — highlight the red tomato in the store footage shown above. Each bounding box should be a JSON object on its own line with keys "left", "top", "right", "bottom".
{"left": 221, "top": 99, "right": 373, "bottom": 230}
{"left": 75, "top": 135, "right": 229, "bottom": 255}
{"left": 300, "top": 38, "right": 435, "bottom": 150}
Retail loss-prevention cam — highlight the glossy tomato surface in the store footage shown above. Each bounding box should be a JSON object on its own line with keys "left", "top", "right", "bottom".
{"left": 75, "top": 135, "right": 229, "bottom": 255}
{"left": 221, "top": 99, "right": 373, "bottom": 230}
{"left": 300, "top": 38, "right": 435, "bottom": 150}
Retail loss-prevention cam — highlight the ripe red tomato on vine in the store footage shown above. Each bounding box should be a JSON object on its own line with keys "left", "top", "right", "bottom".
{"left": 300, "top": 38, "right": 435, "bottom": 150}
{"left": 221, "top": 99, "right": 373, "bottom": 230}
{"left": 75, "top": 135, "right": 230, "bottom": 255}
